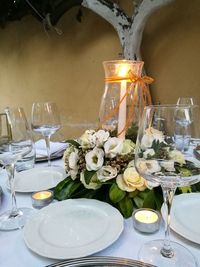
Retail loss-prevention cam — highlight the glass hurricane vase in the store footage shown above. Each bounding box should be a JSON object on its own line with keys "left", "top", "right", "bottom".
{"left": 99, "top": 60, "right": 152, "bottom": 141}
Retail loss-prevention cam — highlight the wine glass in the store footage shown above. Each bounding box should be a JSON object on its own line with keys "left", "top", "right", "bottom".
{"left": 176, "top": 97, "right": 196, "bottom": 152}
{"left": 135, "top": 105, "right": 200, "bottom": 267}
{"left": 31, "top": 102, "right": 61, "bottom": 166}
{"left": 0, "top": 107, "right": 34, "bottom": 230}
{"left": 177, "top": 97, "right": 195, "bottom": 105}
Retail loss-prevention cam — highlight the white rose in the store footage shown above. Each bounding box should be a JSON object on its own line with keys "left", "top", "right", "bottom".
{"left": 79, "top": 129, "right": 96, "bottom": 149}
{"left": 116, "top": 167, "right": 147, "bottom": 192}
{"left": 97, "top": 166, "right": 117, "bottom": 182}
{"left": 141, "top": 127, "right": 165, "bottom": 150}
{"left": 104, "top": 137, "right": 123, "bottom": 158}
{"left": 136, "top": 159, "right": 161, "bottom": 174}
{"left": 80, "top": 172, "right": 101, "bottom": 190}
{"left": 85, "top": 147, "right": 104, "bottom": 171}
{"left": 160, "top": 161, "right": 175, "bottom": 172}
{"left": 94, "top": 130, "right": 110, "bottom": 147}
{"left": 143, "top": 148, "right": 155, "bottom": 159}
{"left": 120, "top": 139, "right": 135, "bottom": 155}
{"left": 169, "top": 150, "right": 185, "bottom": 165}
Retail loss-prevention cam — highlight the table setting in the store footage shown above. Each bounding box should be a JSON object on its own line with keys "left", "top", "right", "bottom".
{"left": 0, "top": 61, "right": 200, "bottom": 267}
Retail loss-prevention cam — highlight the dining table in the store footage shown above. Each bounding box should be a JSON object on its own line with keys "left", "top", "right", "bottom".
{"left": 0, "top": 158, "right": 200, "bottom": 267}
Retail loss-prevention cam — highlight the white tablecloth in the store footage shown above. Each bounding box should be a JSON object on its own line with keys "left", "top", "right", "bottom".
{"left": 0, "top": 160, "right": 200, "bottom": 267}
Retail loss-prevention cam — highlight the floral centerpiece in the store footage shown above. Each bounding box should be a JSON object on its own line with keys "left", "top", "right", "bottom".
{"left": 54, "top": 129, "right": 163, "bottom": 218}
{"left": 54, "top": 128, "right": 200, "bottom": 218}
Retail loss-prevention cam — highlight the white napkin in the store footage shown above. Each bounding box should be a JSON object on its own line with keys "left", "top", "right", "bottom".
{"left": 35, "top": 139, "right": 68, "bottom": 158}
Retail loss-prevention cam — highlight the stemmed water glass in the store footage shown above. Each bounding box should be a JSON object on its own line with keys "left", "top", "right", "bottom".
{"left": 31, "top": 102, "right": 61, "bottom": 166}
{"left": 177, "top": 97, "right": 195, "bottom": 105}
{"left": 176, "top": 97, "right": 195, "bottom": 152}
{"left": 135, "top": 105, "right": 200, "bottom": 267}
{"left": 0, "top": 107, "right": 34, "bottom": 230}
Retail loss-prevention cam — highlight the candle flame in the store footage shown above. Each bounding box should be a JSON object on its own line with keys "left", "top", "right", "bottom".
{"left": 118, "top": 63, "right": 129, "bottom": 77}
{"left": 135, "top": 210, "right": 158, "bottom": 224}
{"left": 33, "top": 191, "right": 52, "bottom": 200}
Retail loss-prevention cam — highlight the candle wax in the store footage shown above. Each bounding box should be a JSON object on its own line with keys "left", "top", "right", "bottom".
{"left": 32, "top": 191, "right": 52, "bottom": 200}
{"left": 135, "top": 210, "right": 158, "bottom": 224}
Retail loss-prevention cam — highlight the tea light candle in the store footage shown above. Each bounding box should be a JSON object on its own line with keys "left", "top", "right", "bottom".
{"left": 31, "top": 190, "right": 53, "bottom": 209}
{"left": 132, "top": 208, "right": 160, "bottom": 233}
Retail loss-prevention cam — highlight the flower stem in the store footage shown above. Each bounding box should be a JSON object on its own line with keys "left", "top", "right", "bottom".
{"left": 160, "top": 185, "right": 177, "bottom": 258}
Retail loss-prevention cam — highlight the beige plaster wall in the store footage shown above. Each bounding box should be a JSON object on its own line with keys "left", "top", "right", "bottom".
{"left": 0, "top": 0, "right": 199, "bottom": 138}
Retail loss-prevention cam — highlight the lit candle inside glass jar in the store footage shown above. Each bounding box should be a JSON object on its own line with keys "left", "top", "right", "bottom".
{"left": 31, "top": 190, "right": 53, "bottom": 209}
{"left": 132, "top": 208, "right": 160, "bottom": 233}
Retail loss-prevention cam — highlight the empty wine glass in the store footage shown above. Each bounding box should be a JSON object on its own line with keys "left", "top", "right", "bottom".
{"left": 177, "top": 97, "right": 195, "bottom": 105}
{"left": 31, "top": 102, "right": 61, "bottom": 166}
{"left": 135, "top": 105, "right": 200, "bottom": 267}
{"left": 176, "top": 98, "right": 196, "bottom": 152}
{"left": 0, "top": 107, "right": 34, "bottom": 230}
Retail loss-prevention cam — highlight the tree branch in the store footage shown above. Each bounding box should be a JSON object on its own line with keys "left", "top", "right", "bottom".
{"left": 82, "top": 0, "right": 131, "bottom": 50}
{"left": 50, "top": 0, "right": 83, "bottom": 26}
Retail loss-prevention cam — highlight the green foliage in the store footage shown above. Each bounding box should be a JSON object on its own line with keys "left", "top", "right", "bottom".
{"left": 84, "top": 170, "right": 96, "bottom": 185}
{"left": 53, "top": 175, "right": 165, "bottom": 218}
{"left": 66, "top": 139, "right": 80, "bottom": 148}
{"left": 109, "top": 183, "right": 126, "bottom": 203}
{"left": 118, "top": 196, "right": 133, "bottom": 218}
{"left": 125, "top": 123, "right": 138, "bottom": 143}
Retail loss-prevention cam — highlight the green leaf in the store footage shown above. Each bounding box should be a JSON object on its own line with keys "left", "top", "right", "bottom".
{"left": 66, "top": 139, "right": 80, "bottom": 148}
{"left": 133, "top": 196, "right": 144, "bottom": 208}
{"left": 54, "top": 177, "right": 71, "bottom": 195}
{"left": 84, "top": 170, "right": 96, "bottom": 185}
{"left": 54, "top": 179, "right": 82, "bottom": 201}
{"left": 118, "top": 196, "right": 134, "bottom": 218}
{"left": 142, "top": 190, "right": 156, "bottom": 209}
{"left": 109, "top": 183, "right": 126, "bottom": 203}
{"left": 154, "top": 187, "right": 163, "bottom": 210}
{"left": 193, "top": 182, "right": 200, "bottom": 192}
{"left": 128, "top": 190, "right": 139, "bottom": 198}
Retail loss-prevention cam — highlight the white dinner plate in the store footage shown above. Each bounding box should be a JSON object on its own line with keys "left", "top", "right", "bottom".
{"left": 23, "top": 199, "right": 124, "bottom": 259}
{"left": 170, "top": 193, "right": 200, "bottom": 244}
{"left": 10, "top": 167, "right": 66, "bottom": 193}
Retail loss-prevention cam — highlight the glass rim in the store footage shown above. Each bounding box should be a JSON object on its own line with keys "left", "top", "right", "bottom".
{"left": 102, "top": 59, "right": 144, "bottom": 65}
{"left": 145, "top": 104, "right": 199, "bottom": 109}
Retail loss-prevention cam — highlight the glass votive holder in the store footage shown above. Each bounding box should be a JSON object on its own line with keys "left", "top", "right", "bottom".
{"left": 31, "top": 190, "right": 53, "bottom": 209}
{"left": 132, "top": 208, "right": 160, "bottom": 234}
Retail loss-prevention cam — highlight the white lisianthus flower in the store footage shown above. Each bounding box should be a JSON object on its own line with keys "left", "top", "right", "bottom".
{"left": 104, "top": 137, "right": 123, "bottom": 158}
{"left": 68, "top": 148, "right": 79, "bottom": 170}
{"left": 128, "top": 160, "right": 135, "bottom": 168}
{"left": 85, "top": 147, "right": 104, "bottom": 171}
{"left": 141, "top": 127, "right": 165, "bottom": 150}
{"left": 69, "top": 169, "right": 78, "bottom": 180}
{"left": 169, "top": 150, "right": 185, "bottom": 165}
{"left": 143, "top": 148, "right": 155, "bottom": 159}
{"left": 80, "top": 172, "right": 101, "bottom": 190}
{"left": 94, "top": 129, "right": 110, "bottom": 147}
{"left": 79, "top": 129, "right": 96, "bottom": 149}
{"left": 136, "top": 159, "right": 161, "bottom": 174}
{"left": 120, "top": 139, "right": 135, "bottom": 155}
{"left": 63, "top": 146, "right": 79, "bottom": 179}
{"left": 97, "top": 166, "right": 117, "bottom": 182}
{"left": 160, "top": 161, "right": 175, "bottom": 172}
{"left": 116, "top": 167, "right": 147, "bottom": 192}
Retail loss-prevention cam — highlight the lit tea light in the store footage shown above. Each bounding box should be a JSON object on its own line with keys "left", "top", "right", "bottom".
{"left": 31, "top": 190, "right": 53, "bottom": 209}
{"left": 132, "top": 208, "right": 160, "bottom": 233}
